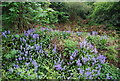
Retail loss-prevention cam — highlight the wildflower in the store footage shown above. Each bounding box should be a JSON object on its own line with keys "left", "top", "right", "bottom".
{"left": 15, "top": 65, "right": 19, "bottom": 68}
{"left": 97, "top": 54, "right": 106, "bottom": 64}
{"left": 29, "top": 58, "right": 32, "bottom": 61}
{"left": 25, "top": 51, "right": 28, "bottom": 54}
{"left": 72, "top": 49, "right": 78, "bottom": 57}
{"left": 32, "top": 34, "right": 39, "bottom": 39}
{"left": 92, "top": 31, "right": 98, "bottom": 35}
{"left": 66, "top": 31, "right": 71, "bottom": 33}
{"left": 7, "top": 30, "right": 10, "bottom": 34}
{"left": 70, "top": 56, "right": 74, "bottom": 60}
{"left": 40, "top": 27, "right": 46, "bottom": 31}
{"left": 78, "top": 68, "right": 84, "bottom": 75}
{"left": 83, "top": 40, "right": 87, "bottom": 45}
{"left": 22, "top": 38, "right": 26, "bottom": 43}
{"left": 25, "top": 54, "right": 27, "bottom": 56}
{"left": 54, "top": 64, "right": 62, "bottom": 70}
{"left": 89, "top": 43, "right": 94, "bottom": 49}
{"left": 35, "top": 45, "right": 40, "bottom": 51}
{"left": 89, "top": 75, "right": 93, "bottom": 79}
{"left": 86, "top": 68, "right": 91, "bottom": 71}
{"left": 88, "top": 33, "right": 91, "bottom": 36}
{"left": 93, "top": 48, "right": 98, "bottom": 54}
{"left": 32, "top": 60, "right": 37, "bottom": 66}
{"left": 82, "top": 56, "right": 88, "bottom": 64}
{"left": 8, "top": 68, "right": 13, "bottom": 73}
{"left": 92, "top": 57, "right": 97, "bottom": 63}
{"left": 30, "top": 46, "right": 34, "bottom": 49}
{"left": 76, "top": 59, "right": 82, "bottom": 66}
{"left": 98, "top": 64, "right": 102, "bottom": 68}
{"left": 13, "top": 64, "right": 19, "bottom": 68}
{"left": 39, "top": 49, "right": 44, "bottom": 54}
{"left": 20, "top": 45, "right": 22, "bottom": 50}
{"left": 79, "top": 42, "right": 83, "bottom": 48}
{"left": 97, "top": 69, "right": 100, "bottom": 75}
{"left": 52, "top": 44, "right": 57, "bottom": 54}
{"left": 106, "top": 73, "right": 112, "bottom": 79}
{"left": 85, "top": 71, "right": 92, "bottom": 77}
{"left": 17, "top": 72, "right": 20, "bottom": 75}
{"left": 25, "top": 62, "right": 30, "bottom": 66}
{"left": 2, "top": 32, "right": 7, "bottom": 38}
{"left": 24, "top": 31, "right": 29, "bottom": 37}
{"left": 27, "top": 29, "right": 34, "bottom": 34}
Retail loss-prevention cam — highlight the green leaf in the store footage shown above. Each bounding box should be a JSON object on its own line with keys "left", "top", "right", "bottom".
{"left": 14, "top": 34, "right": 20, "bottom": 38}
{"left": 5, "top": 49, "right": 18, "bottom": 59}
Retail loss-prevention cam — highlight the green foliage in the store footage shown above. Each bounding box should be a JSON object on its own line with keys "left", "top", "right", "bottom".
{"left": 2, "top": 2, "right": 58, "bottom": 32}
{"left": 105, "top": 46, "right": 118, "bottom": 62}
{"left": 64, "top": 39, "right": 78, "bottom": 49}
{"left": 50, "top": 2, "right": 69, "bottom": 23}
{"left": 99, "top": 63, "right": 120, "bottom": 79}
{"left": 4, "top": 49, "right": 18, "bottom": 59}
{"left": 50, "top": 2, "right": 91, "bottom": 22}
{"left": 89, "top": 2, "right": 120, "bottom": 29}
{"left": 63, "top": 2, "right": 92, "bottom": 20}
{"left": 87, "top": 35, "right": 107, "bottom": 50}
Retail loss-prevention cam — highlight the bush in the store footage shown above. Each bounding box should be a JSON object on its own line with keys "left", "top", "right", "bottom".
{"left": 50, "top": 2, "right": 92, "bottom": 22}
{"left": 87, "top": 35, "right": 108, "bottom": 50}
{"left": 89, "top": 2, "right": 120, "bottom": 30}
{"left": 2, "top": 2, "right": 58, "bottom": 32}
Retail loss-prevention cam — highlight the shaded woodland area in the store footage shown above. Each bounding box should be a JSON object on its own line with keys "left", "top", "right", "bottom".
{"left": 2, "top": 2, "right": 120, "bottom": 79}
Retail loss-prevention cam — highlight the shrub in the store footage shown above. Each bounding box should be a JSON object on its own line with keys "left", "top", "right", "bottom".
{"left": 89, "top": 2, "right": 120, "bottom": 30}
{"left": 87, "top": 35, "right": 108, "bottom": 50}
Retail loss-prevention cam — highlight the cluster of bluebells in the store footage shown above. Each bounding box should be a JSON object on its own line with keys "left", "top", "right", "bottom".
{"left": 91, "top": 31, "right": 98, "bottom": 36}
{"left": 70, "top": 49, "right": 78, "bottom": 60}
{"left": 79, "top": 39, "right": 98, "bottom": 54}
{"left": 2, "top": 28, "right": 112, "bottom": 79}
{"left": 2, "top": 29, "right": 49, "bottom": 78}
{"left": 40, "top": 27, "right": 84, "bottom": 35}
{"left": 2, "top": 30, "right": 10, "bottom": 38}
{"left": 67, "top": 51, "right": 107, "bottom": 79}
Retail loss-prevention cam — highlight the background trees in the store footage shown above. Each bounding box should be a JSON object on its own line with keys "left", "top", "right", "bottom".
{"left": 89, "top": 2, "right": 120, "bottom": 30}
{"left": 2, "top": 2, "right": 58, "bottom": 32}
{"left": 2, "top": 2, "right": 120, "bottom": 31}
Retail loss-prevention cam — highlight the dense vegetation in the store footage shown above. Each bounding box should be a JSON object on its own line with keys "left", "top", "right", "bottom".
{"left": 2, "top": 2, "right": 120, "bottom": 80}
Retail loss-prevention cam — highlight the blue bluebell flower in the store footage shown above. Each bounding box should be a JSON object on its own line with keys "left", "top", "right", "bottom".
{"left": 40, "top": 27, "right": 46, "bottom": 31}
{"left": 92, "top": 31, "right": 98, "bottom": 35}
{"left": 18, "top": 57, "right": 22, "bottom": 60}
{"left": 78, "top": 68, "right": 84, "bottom": 75}
{"left": 85, "top": 71, "right": 92, "bottom": 77}
{"left": 32, "top": 34, "right": 39, "bottom": 39}
{"left": 72, "top": 49, "right": 78, "bottom": 57}
{"left": 54, "top": 64, "right": 62, "bottom": 70}
{"left": 52, "top": 44, "right": 57, "bottom": 54}
{"left": 106, "top": 73, "right": 112, "bottom": 79}
{"left": 2, "top": 32, "right": 7, "bottom": 38}
{"left": 8, "top": 68, "right": 13, "bottom": 73}
{"left": 70, "top": 56, "right": 74, "bottom": 60}
{"left": 32, "top": 60, "right": 37, "bottom": 66}
{"left": 76, "top": 59, "right": 82, "bottom": 66}
{"left": 7, "top": 30, "right": 10, "bottom": 34}
{"left": 97, "top": 54, "right": 106, "bottom": 64}
{"left": 25, "top": 62, "right": 30, "bottom": 66}
{"left": 86, "top": 68, "right": 91, "bottom": 71}
{"left": 82, "top": 56, "right": 88, "bottom": 64}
